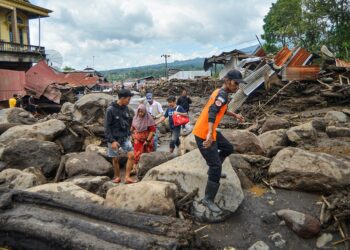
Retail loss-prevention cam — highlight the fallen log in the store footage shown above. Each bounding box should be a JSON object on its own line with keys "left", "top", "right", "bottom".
{"left": 0, "top": 188, "right": 195, "bottom": 250}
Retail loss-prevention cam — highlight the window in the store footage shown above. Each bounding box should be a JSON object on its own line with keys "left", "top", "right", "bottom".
{"left": 7, "top": 15, "right": 24, "bottom": 24}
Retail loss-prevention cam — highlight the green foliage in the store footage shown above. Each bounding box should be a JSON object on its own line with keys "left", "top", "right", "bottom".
{"left": 262, "top": 0, "right": 350, "bottom": 59}
{"left": 62, "top": 66, "right": 75, "bottom": 71}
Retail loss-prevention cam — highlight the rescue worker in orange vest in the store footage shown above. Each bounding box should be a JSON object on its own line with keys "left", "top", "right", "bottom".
{"left": 192, "top": 69, "right": 246, "bottom": 213}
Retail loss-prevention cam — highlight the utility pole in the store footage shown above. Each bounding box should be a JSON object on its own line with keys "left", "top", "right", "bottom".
{"left": 161, "top": 54, "right": 170, "bottom": 79}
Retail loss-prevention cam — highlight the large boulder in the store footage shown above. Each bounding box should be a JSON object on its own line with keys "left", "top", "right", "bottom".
{"left": 0, "top": 119, "right": 66, "bottom": 144}
{"left": 259, "top": 129, "right": 289, "bottom": 151}
{"left": 222, "top": 130, "right": 265, "bottom": 155}
{"left": 138, "top": 151, "right": 176, "bottom": 178}
{"left": 0, "top": 108, "right": 37, "bottom": 125}
{"left": 1, "top": 138, "right": 61, "bottom": 177}
{"left": 73, "top": 93, "right": 114, "bottom": 124}
{"left": 143, "top": 149, "right": 244, "bottom": 215}
{"left": 26, "top": 182, "right": 104, "bottom": 204}
{"left": 55, "top": 132, "right": 83, "bottom": 153}
{"left": 269, "top": 147, "right": 350, "bottom": 191}
{"left": 181, "top": 133, "right": 197, "bottom": 153}
{"left": 0, "top": 168, "right": 46, "bottom": 190}
{"left": 65, "top": 176, "right": 111, "bottom": 196}
{"left": 326, "top": 126, "right": 350, "bottom": 138}
{"left": 324, "top": 111, "right": 348, "bottom": 124}
{"left": 105, "top": 181, "right": 178, "bottom": 216}
{"left": 65, "top": 152, "right": 113, "bottom": 178}
{"left": 85, "top": 144, "right": 108, "bottom": 159}
{"left": 286, "top": 122, "right": 317, "bottom": 144}
{"left": 277, "top": 209, "right": 321, "bottom": 239}
{"left": 260, "top": 117, "right": 289, "bottom": 133}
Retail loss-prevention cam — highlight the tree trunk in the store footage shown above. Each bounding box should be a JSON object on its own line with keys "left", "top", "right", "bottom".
{"left": 0, "top": 188, "right": 194, "bottom": 250}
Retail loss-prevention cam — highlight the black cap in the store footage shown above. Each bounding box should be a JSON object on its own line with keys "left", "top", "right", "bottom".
{"left": 225, "top": 69, "right": 247, "bottom": 84}
{"left": 118, "top": 89, "right": 134, "bottom": 98}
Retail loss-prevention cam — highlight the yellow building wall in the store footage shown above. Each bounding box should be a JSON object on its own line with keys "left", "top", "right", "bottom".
{"left": 0, "top": 8, "right": 30, "bottom": 45}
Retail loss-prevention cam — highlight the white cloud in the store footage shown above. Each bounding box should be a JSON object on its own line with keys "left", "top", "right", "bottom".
{"left": 29, "top": 0, "right": 275, "bottom": 70}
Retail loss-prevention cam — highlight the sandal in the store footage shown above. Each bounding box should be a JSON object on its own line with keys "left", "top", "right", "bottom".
{"left": 112, "top": 177, "right": 121, "bottom": 183}
{"left": 125, "top": 178, "right": 138, "bottom": 184}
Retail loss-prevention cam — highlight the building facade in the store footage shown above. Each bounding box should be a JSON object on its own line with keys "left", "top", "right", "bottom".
{"left": 0, "top": 0, "right": 51, "bottom": 70}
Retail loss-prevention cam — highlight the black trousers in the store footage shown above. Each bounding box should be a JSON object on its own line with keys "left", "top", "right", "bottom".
{"left": 195, "top": 131, "right": 234, "bottom": 184}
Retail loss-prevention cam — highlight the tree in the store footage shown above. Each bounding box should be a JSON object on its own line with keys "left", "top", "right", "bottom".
{"left": 62, "top": 66, "right": 75, "bottom": 71}
{"left": 262, "top": 0, "right": 350, "bottom": 59}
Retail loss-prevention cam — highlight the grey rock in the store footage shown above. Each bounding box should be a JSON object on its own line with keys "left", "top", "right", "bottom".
{"left": 85, "top": 144, "right": 108, "bottom": 159}
{"left": 277, "top": 209, "right": 320, "bottom": 238}
{"left": 0, "top": 119, "right": 66, "bottom": 144}
{"left": 316, "top": 233, "right": 333, "bottom": 248}
{"left": 65, "top": 152, "right": 113, "bottom": 178}
{"left": 259, "top": 129, "right": 289, "bottom": 151}
{"left": 0, "top": 168, "right": 46, "bottom": 190}
{"left": 2, "top": 138, "right": 61, "bottom": 177}
{"left": 222, "top": 129, "right": 265, "bottom": 155}
{"left": 138, "top": 151, "right": 176, "bottom": 178}
{"left": 60, "top": 102, "right": 74, "bottom": 115}
{"left": 105, "top": 181, "right": 178, "bottom": 216}
{"left": 286, "top": 122, "right": 317, "bottom": 143}
{"left": 324, "top": 111, "right": 348, "bottom": 123}
{"left": 65, "top": 176, "right": 111, "bottom": 196}
{"left": 0, "top": 108, "right": 37, "bottom": 125}
{"left": 248, "top": 241, "right": 270, "bottom": 250}
{"left": 55, "top": 133, "right": 83, "bottom": 153}
{"left": 269, "top": 147, "right": 350, "bottom": 191}
{"left": 143, "top": 149, "right": 244, "bottom": 221}
{"left": 269, "top": 233, "right": 286, "bottom": 249}
{"left": 261, "top": 117, "right": 289, "bottom": 133}
{"left": 73, "top": 93, "right": 114, "bottom": 124}
{"left": 326, "top": 126, "right": 350, "bottom": 138}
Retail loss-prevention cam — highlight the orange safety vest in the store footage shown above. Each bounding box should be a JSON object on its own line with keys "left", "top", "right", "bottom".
{"left": 193, "top": 88, "right": 227, "bottom": 141}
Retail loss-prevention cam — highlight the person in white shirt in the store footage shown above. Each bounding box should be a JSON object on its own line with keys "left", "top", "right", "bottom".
{"left": 145, "top": 93, "right": 164, "bottom": 150}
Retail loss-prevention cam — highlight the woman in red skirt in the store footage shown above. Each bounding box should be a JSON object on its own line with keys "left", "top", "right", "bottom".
{"left": 131, "top": 104, "right": 156, "bottom": 174}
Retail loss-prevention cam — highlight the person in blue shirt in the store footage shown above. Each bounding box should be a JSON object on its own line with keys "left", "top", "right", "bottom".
{"left": 156, "top": 96, "right": 188, "bottom": 153}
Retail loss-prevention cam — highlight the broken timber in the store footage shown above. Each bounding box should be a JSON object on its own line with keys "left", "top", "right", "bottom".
{"left": 0, "top": 188, "right": 194, "bottom": 250}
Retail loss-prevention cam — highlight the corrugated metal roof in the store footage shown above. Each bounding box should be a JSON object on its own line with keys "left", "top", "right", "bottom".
{"left": 274, "top": 47, "right": 293, "bottom": 68}
{"left": 282, "top": 66, "right": 320, "bottom": 81}
{"left": 243, "top": 64, "right": 275, "bottom": 96}
{"left": 25, "top": 60, "right": 65, "bottom": 98}
{"left": 62, "top": 72, "right": 99, "bottom": 87}
{"left": 286, "top": 48, "right": 313, "bottom": 67}
{"left": 336, "top": 59, "right": 350, "bottom": 69}
{"left": 0, "top": 69, "right": 26, "bottom": 101}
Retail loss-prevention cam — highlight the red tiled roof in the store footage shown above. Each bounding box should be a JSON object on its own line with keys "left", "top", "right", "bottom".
{"left": 0, "top": 69, "right": 26, "bottom": 101}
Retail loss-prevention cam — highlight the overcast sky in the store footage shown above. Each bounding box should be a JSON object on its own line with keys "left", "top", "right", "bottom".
{"left": 30, "top": 0, "right": 275, "bottom": 70}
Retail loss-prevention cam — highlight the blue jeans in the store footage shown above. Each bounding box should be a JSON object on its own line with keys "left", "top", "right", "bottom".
{"left": 195, "top": 131, "right": 234, "bottom": 183}
{"left": 170, "top": 126, "right": 181, "bottom": 149}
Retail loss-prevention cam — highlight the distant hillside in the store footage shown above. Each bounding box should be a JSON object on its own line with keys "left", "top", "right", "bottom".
{"left": 101, "top": 57, "right": 205, "bottom": 81}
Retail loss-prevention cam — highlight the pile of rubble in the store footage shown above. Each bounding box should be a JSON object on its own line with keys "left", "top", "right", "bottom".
{"left": 148, "top": 78, "right": 222, "bottom": 97}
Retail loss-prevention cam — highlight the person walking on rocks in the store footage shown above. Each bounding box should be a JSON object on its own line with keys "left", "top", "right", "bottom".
{"left": 156, "top": 96, "right": 188, "bottom": 154}
{"left": 177, "top": 89, "right": 192, "bottom": 132}
{"left": 192, "top": 69, "right": 246, "bottom": 213}
{"left": 105, "top": 89, "right": 137, "bottom": 184}
{"left": 131, "top": 104, "right": 156, "bottom": 172}
{"left": 146, "top": 93, "right": 164, "bottom": 150}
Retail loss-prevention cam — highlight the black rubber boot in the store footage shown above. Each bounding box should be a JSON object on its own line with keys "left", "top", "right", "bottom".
{"left": 202, "top": 180, "right": 222, "bottom": 213}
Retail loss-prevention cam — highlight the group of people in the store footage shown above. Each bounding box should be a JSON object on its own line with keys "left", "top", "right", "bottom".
{"left": 104, "top": 88, "right": 192, "bottom": 184}
{"left": 8, "top": 94, "right": 37, "bottom": 115}
{"left": 105, "top": 69, "right": 246, "bottom": 213}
